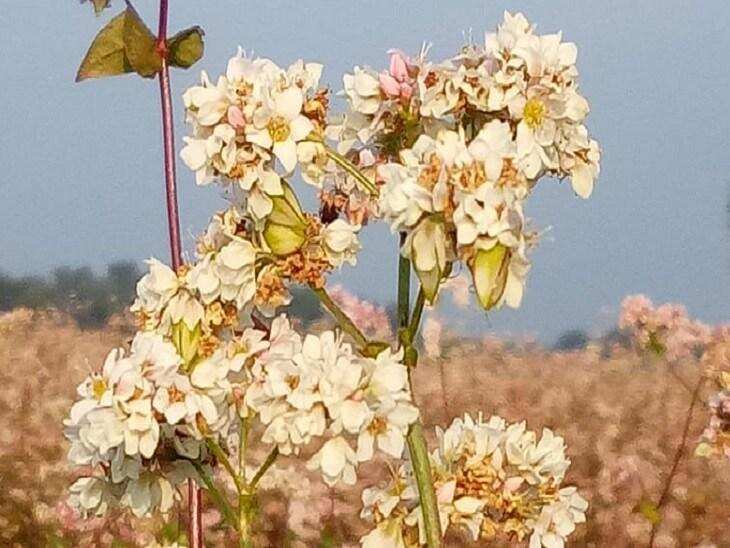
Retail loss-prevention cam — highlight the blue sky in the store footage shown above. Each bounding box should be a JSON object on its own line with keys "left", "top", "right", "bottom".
{"left": 1, "top": 1, "right": 728, "bottom": 340}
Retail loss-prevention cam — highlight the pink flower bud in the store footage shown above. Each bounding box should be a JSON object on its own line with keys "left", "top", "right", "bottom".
{"left": 227, "top": 105, "right": 246, "bottom": 129}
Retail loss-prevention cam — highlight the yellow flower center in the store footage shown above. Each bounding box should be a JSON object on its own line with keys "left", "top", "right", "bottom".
{"left": 523, "top": 98, "right": 546, "bottom": 129}
{"left": 92, "top": 378, "right": 107, "bottom": 401}
{"left": 267, "top": 116, "right": 291, "bottom": 143}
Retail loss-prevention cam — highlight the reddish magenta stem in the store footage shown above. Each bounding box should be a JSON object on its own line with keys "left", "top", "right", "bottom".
{"left": 156, "top": 1, "right": 203, "bottom": 546}
{"left": 158, "top": 63, "right": 183, "bottom": 271}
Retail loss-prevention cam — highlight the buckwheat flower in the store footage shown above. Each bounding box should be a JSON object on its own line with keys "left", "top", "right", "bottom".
{"left": 343, "top": 66, "right": 382, "bottom": 115}
{"left": 180, "top": 123, "right": 237, "bottom": 186}
{"left": 362, "top": 412, "right": 586, "bottom": 545}
{"left": 261, "top": 406, "right": 327, "bottom": 455}
{"left": 529, "top": 487, "right": 588, "bottom": 548}
{"left": 187, "top": 255, "right": 221, "bottom": 305}
{"left": 417, "top": 61, "right": 460, "bottom": 119}
{"left": 128, "top": 332, "right": 182, "bottom": 386}
{"left": 486, "top": 11, "right": 532, "bottom": 53}
{"left": 308, "top": 436, "right": 359, "bottom": 486}
{"left": 69, "top": 477, "right": 112, "bottom": 516}
{"left": 320, "top": 218, "right": 362, "bottom": 267}
{"left": 246, "top": 86, "right": 314, "bottom": 172}
{"left": 152, "top": 374, "right": 193, "bottom": 425}
{"left": 286, "top": 59, "right": 324, "bottom": 94}
{"left": 467, "top": 120, "right": 517, "bottom": 182}
{"left": 377, "top": 162, "right": 435, "bottom": 229}
{"left": 131, "top": 258, "right": 180, "bottom": 316}
{"left": 122, "top": 474, "right": 175, "bottom": 518}
{"left": 215, "top": 239, "right": 257, "bottom": 308}
{"left": 161, "top": 289, "right": 205, "bottom": 332}
{"left": 182, "top": 71, "right": 229, "bottom": 127}
{"left": 363, "top": 347, "right": 410, "bottom": 400}
{"left": 559, "top": 124, "right": 601, "bottom": 198}
{"left": 357, "top": 397, "right": 419, "bottom": 461}
{"left": 120, "top": 397, "right": 159, "bottom": 459}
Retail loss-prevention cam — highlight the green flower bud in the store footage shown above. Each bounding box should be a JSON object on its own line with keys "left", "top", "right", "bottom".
{"left": 471, "top": 243, "right": 510, "bottom": 310}
{"left": 263, "top": 181, "right": 307, "bottom": 256}
{"left": 409, "top": 217, "right": 447, "bottom": 304}
{"left": 171, "top": 320, "right": 201, "bottom": 369}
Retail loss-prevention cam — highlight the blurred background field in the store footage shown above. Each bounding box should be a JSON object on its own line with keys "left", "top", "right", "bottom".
{"left": 1, "top": 270, "right": 729, "bottom": 547}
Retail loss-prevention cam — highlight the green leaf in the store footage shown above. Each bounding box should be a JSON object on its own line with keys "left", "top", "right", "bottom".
{"left": 123, "top": 3, "right": 163, "bottom": 78}
{"left": 168, "top": 26, "right": 205, "bottom": 69}
{"left": 76, "top": 4, "right": 162, "bottom": 82}
{"left": 76, "top": 11, "right": 132, "bottom": 82}
{"left": 637, "top": 500, "right": 662, "bottom": 525}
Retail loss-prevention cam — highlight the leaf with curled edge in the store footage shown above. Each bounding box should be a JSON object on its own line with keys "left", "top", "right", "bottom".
{"left": 168, "top": 26, "right": 205, "bottom": 69}
{"left": 76, "top": 10, "right": 131, "bottom": 82}
{"left": 123, "top": 2, "right": 163, "bottom": 78}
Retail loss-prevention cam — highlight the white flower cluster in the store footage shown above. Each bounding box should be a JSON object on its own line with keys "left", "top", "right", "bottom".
{"left": 64, "top": 331, "right": 220, "bottom": 517}
{"left": 66, "top": 293, "right": 417, "bottom": 516}
{"left": 360, "top": 413, "right": 587, "bottom": 547}
{"left": 180, "top": 53, "right": 363, "bottom": 304}
{"left": 246, "top": 316, "right": 418, "bottom": 485}
{"left": 180, "top": 50, "right": 323, "bottom": 222}
{"left": 333, "top": 11, "right": 599, "bottom": 309}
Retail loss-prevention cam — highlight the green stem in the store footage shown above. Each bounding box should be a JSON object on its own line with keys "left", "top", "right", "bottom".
{"left": 310, "top": 285, "right": 369, "bottom": 349}
{"left": 191, "top": 462, "right": 239, "bottom": 532}
{"left": 407, "top": 422, "right": 442, "bottom": 548}
{"left": 397, "top": 235, "right": 410, "bottom": 330}
{"left": 325, "top": 148, "right": 379, "bottom": 196}
{"left": 305, "top": 138, "right": 378, "bottom": 196}
{"left": 206, "top": 439, "right": 244, "bottom": 494}
{"left": 397, "top": 244, "right": 442, "bottom": 548}
{"left": 238, "top": 417, "right": 251, "bottom": 548}
{"left": 408, "top": 288, "right": 426, "bottom": 341}
{"left": 249, "top": 447, "right": 280, "bottom": 490}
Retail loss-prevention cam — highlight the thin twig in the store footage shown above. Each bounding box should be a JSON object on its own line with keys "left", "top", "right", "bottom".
{"left": 407, "top": 288, "right": 426, "bottom": 340}
{"left": 310, "top": 285, "right": 369, "bottom": 349}
{"left": 206, "top": 438, "right": 244, "bottom": 494}
{"left": 249, "top": 447, "right": 280, "bottom": 490}
{"left": 667, "top": 366, "right": 693, "bottom": 394}
{"left": 191, "top": 462, "right": 240, "bottom": 531}
{"left": 648, "top": 375, "right": 705, "bottom": 547}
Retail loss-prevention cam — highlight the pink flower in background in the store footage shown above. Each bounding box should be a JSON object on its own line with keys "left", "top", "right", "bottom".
{"left": 619, "top": 295, "right": 711, "bottom": 361}
{"left": 378, "top": 49, "right": 415, "bottom": 100}
{"left": 443, "top": 274, "right": 471, "bottom": 309}
{"left": 329, "top": 285, "right": 391, "bottom": 339}
{"left": 422, "top": 315, "right": 443, "bottom": 358}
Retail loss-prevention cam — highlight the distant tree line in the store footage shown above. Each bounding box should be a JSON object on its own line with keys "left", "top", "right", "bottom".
{"left": 1, "top": 263, "right": 613, "bottom": 350}
{"left": 0, "top": 262, "right": 330, "bottom": 330}
{"left": 0, "top": 262, "right": 142, "bottom": 328}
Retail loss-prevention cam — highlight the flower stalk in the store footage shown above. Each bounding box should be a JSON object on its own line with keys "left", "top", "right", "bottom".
{"left": 155, "top": 0, "right": 202, "bottom": 544}
{"left": 648, "top": 374, "right": 706, "bottom": 547}
{"left": 397, "top": 244, "right": 442, "bottom": 547}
